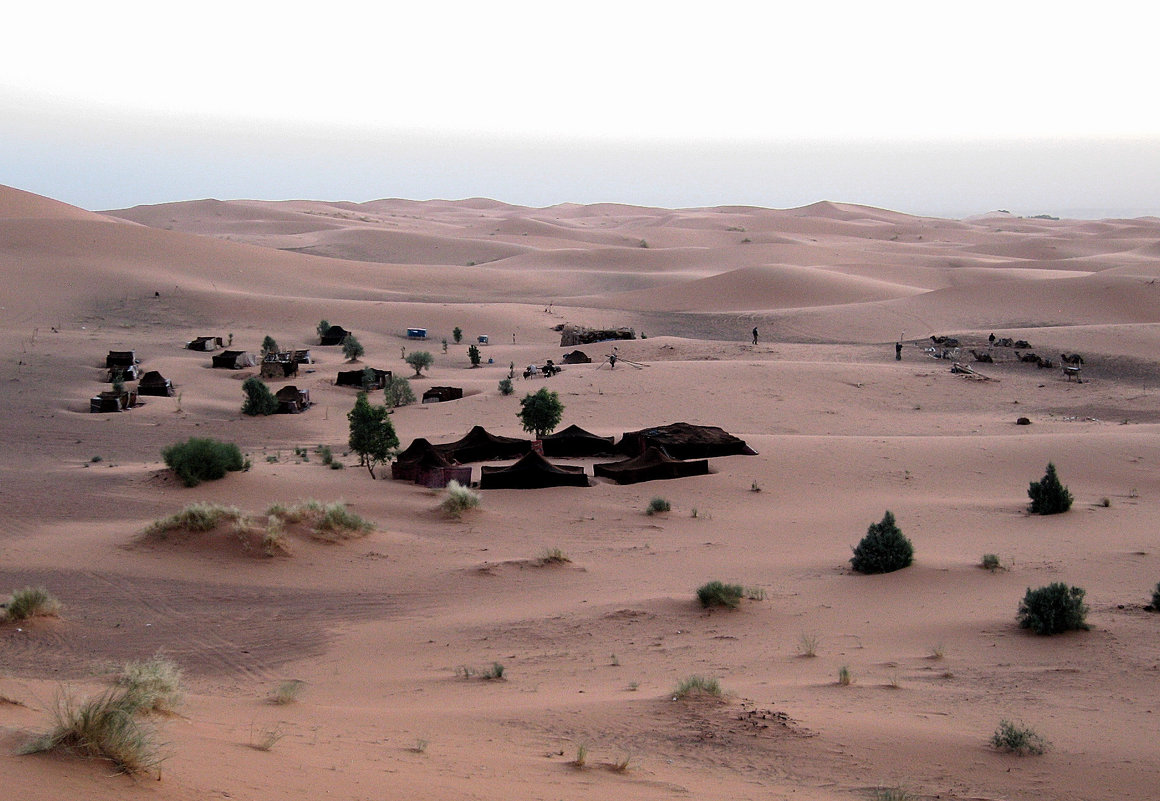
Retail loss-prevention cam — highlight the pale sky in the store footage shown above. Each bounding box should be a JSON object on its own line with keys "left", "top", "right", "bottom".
{"left": 3, "top": 1, "right": 1159, "bottom": 217}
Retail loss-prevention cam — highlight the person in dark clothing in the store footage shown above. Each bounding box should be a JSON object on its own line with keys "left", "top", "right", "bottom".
{"left": 752, "top": 327, "right": 759, "bottom": 345}
{"left": 895, "top": 341, "right": 903, "bottom": 360}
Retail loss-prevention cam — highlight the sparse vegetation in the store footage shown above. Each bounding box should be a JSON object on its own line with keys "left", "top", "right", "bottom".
{"left": 850, "top": 510, "right": 914, "bottom": 574}
{"left": 838, "top": 666, "right": 853, "bottom": 686}
{"left": 404, "top": 350, "right": 434, "bottom": 376}
{"left": 696, "top": 580, "right": 744, "bottom": 609}
{"left": 384, "top": 375, "right": 416, "bottom": 407}
{"left": 928, "top": 643, "right": 946, "bottom": 660}
{"left": 498, "top": 377, "right": 514, "bottom": 396}
{"left": 146, "top": 501, "right": 244, "bottom": 534}
{"left": 440, "top": 480, "right": 481, "bottom": 518}
{"left": 270, "top": 680, "right": 306, "bottom": 705}
{"left": 517, "top": 387, "right": 564, "bottom": 439}
{"left": 610, "top": 753, "right": 632, "bottom": 772}
{"left": 3, "top": 586, "right": 62, "bottom": 622}
{"left": 250, "top": 725, "right": 284, "bottom": 751}
{"left": 266, "top": 500, "right": 372, "bottom": 540}
{"left": 316, "top": 320, "right": 331, "bottom": 340}
{"left": 673, "top": 675, "right": 722, "bottom": 699}
{"left": 117, "top": 654, "right": 183, "bottom": 713}
{"left": 347, "top": 392, "right": 399, "bottom": 479}
{"left": 991, "top": 719, "right": 1049, "bottom": 755}
{"left": 645, "top": 497, "right": 671, "bottom": 516}
{"left": 1017, "top": 582, "right": 1089, "bottom": 635}
{"left": 241, "top": 376, "right": 279, "bottom": 416}
{"left": 341, "top": 333, "right": 364, "bottom": 362}
{"left": 981, "top": 553, "right": 1002, "bottom": 571}
{"left": 571, "top": 743, "right": 588, "bottom": 768}
{"left": 870, "top": 786, "right": 913, "bottom": 801}
{"left": 162, "top": 437, "right": 245, "bottom": 487}
{"left": 467, "top": 344, "right": 481, "bottom": 367}
{"left": 1028, "top": 462, "right": 1073, "bottom": 515}
{"left": 798, "top": 632, "right": 819, "bottom": 657}
{"left": 452, "top": 326, "right": 463, "bottom": 344}
{"left": 261, "top": 335, "right": 278, "bottom": 355}
{"left": 538, "top": 547, "right": 571, "bottom": 565}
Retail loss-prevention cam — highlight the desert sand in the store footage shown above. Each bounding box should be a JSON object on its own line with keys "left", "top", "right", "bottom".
{"left": 2, "top": 183, "right": 1159, "bottom": 800}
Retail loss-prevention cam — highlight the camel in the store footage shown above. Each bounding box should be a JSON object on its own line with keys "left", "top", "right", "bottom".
{"left": 1061, "top": 353, "right": 1084, "bottom": 366}
{"left": 1015, "top": 351, "right": 1041, "bottom": 363}
{"left": 931, "top": 335, "right": 961, "bottom": 347}
{"left": 1036, "top": 357, "right": 1056, "bottom": 369}
{"left": 969, "top": 349, "right": 993, "bottom": 363}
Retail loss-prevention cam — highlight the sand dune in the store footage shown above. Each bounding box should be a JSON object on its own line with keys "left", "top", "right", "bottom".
{"left": 3, "top": 184, "right": 1160, "bottom": 801}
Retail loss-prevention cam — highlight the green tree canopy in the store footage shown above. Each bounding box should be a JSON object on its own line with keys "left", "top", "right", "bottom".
{"left": 342, "top": 333, "right": 365, "bottom": 362}
{"left": 468, "top": 344, "right": 481, "bottom": 367}
{"left": 405, "top": 350, "right": 434, "bottom": 376}
{"left": 261, "top": 335, "right": 279, "bottom": 355}
{"left": 316, "top": 319, "right": 331, "bottom": 338}
{"left": 452, "top": 326, "right": 463, "bottom": 344}
{"left": 347, "top": 392, "right": 399, "bottom": 479}
{"left": 241, "top": 376, "right": 278, "bottom": 416}
{"left": 518, "top": 387, "right": 564, "bottom": 439}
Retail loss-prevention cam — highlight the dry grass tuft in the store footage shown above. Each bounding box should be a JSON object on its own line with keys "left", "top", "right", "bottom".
{"left": 4, "top": 586, "right": 62, "bottom": 622}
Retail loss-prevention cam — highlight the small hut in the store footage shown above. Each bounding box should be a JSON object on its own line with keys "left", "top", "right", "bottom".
{"left": 89, "top": 389, "right": 138, "bottom": 413}
{"left": 320, "top": 326, "right": 351, "bottom": 346}
{"left": 105, "top": 350, "right": 137, "bottom": 369}
{"left": 212, "top": 350, "right": 258, "bottom": 369}
{"left": 261, "top": 356, "right": 299, "bottom": 379}
{"left": 422, "top": 386, "right": 464, "bottom": 404}
{"left": 335, "top": 367, "right": 391, "bottom": 389}
{"left": 186, "top": 336, "right": 224, "bottom": 351}
{"left": 274, "top": 386, "right": 311, "bottom": 414}
{"left": 137, "top": 370, "right": 174, "bottom": 397}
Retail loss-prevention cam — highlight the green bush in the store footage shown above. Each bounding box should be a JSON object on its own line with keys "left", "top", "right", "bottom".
{"left": 452, "top": 326, "right": 463, "bottom": 344}
{"left": 467, "top": 344, "right": 481, "bottom": 367}
{"left": 1017, "top": 582, "right": 1089, "bottom": 635}
{"left": 498, "top": 378, "right": 514, "bottom": 396}
{"left": 162, "top": 438, "right": 244, "bottom": 487}
{"left": 645, "top": 497, "right": 671, "bottom": 516}
{"left": 384, "top": 375, "right": 416, "bottom": 407}
{"left": 261, "top": 335, "right": 278, "bottom": 355}
{"left": 405, "top": 351, "right": 434, "bottom": 376}
{"left": 673, "top": 675, "right": 721, "bottom": 699}
{"left": 342, "top": 333, "right": 364, "bottom": 361}
{"left": 850, "top": 511, "right": 913, "bottom": 574}
{"left": 990, "top": 719, "right": 1049, "bottom": 755}
{"left": 1028, "top": 462, "right": 1073, "bottom": 514}
{"left": 4, "top": 586, "right": 62, "bottom": 621}
{"left": 696, "top": 581, "right": 744, "bottom": 609}
{"left": 241, "top": 376, "right": 278, "bottom": 416}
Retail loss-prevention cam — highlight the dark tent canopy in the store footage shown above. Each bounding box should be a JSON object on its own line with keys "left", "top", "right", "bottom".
{"left": 335, "top": 367, "right": 391, "bottom": 388}
{"left": 434, "top": 426, "right": 532, "bottom": 464}
{"left": 541, "top": 424, "right": 617, "bottom": 457}
{"left": 480, "top": 451, "right": 589, "bottom": 489}
{"left": 594, "top": 446, "right": 709, "bottom": 485}
{"left": 422, "top": 386, "right": 464, "bottom": 403}
{"left": 616, "top": 422, "right": 757, "bottom": 459}
{"left": 274, "top": 385, "right": 311, "bottom": 413}
{"left": 137, "top": 370, "right": 174, "bottom": 397}
{"left": 212, "top": 350, "right": 258, "bottom": 369}
{"left": 561, "top": 350, "right": 592, "bottom": 364}
{"left": 393, "top": 438, "right": 453, "bottom": 480}
{"left": 320, "top": 325, "right": 351, "bottom": 346}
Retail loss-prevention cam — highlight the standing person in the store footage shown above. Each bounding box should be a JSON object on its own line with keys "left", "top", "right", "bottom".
{"left": 752, "top": 327, "right": 759, "bottom": 345}
{"left": 895, "top": 341, "right": 903, "bottom": 360}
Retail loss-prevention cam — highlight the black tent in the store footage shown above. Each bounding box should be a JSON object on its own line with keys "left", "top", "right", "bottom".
{"left": 274, "top": 385, "right": 311, "bottom": 413}
{"left": 616, "top": 422, "right": 757, "bottom": 459}
{"left": 561, "top": 350, "right": 591, "bottom": 364}
{"left": 335, "top": 367, "right": 391, "bottom": 388}
{"left": 212, "top": 350, "right": 258, "bottom": 369}
{"left": 320, "top": 326, "right": 351, "bottom": 346}
{"left": 480, "top": 451, "right": 589, "bottom": 489}
{"left": 434, "top": 426, "right": 532, "bottom": 463}
{"left": 540, "top": 424, "right": 617, "bottom": 457}
{"left": 391, "top": 439, "right": 472, "bottom": 487}
{"left": 137, "top": 370, "right": 174, "bottom": 397}
{"left": 593, "top": 446, "right": 709, "bottom": 484}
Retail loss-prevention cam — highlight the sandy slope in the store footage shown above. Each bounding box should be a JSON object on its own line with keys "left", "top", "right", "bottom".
{"left": 2, "top": 184, "right": 1160, "bottom": 800}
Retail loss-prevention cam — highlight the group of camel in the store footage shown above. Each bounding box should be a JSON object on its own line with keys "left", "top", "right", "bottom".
{"left": 929, "top": 334, "right": 1085, "bottom": 378}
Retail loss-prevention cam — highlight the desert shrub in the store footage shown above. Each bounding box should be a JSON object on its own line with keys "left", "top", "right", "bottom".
{"left": 498, "top": 378, "right": 514, "bottom": 396}
{"left": 440, "top": 480, "right": 481, "bottom": 518}
{"left": 316, "top": 319, "right": 331, "bottom": 339}
{"left": 241, "top": 376, "right": 278, "bottom": 416}
{"left": 146, "top": 502, "right": 243, "bottom": 534}
{"left": 405, "top": 350, "right": 434, "bottom": 376}
{"left": 261, "top": 335, "right": 278, "bottom": 355}
{"left": 991, "top": 719, "right": 1049, "bottom": 755}
{"left": 1151, "top": 581, "right": 1160, "bottom": 611}
{"left": 384, "top": 375, "right": 416, "bottom": 407}
{"left": 117, "top": 655, "right": 183, "bottom": 713}
{"left": 316, "top": 445, "right": 334, "bottom": 465}
{"left": 696, "top": 581, "right": 744, "bottom": 609}
{"left": 270, "top": 679, "right": 305, "bottom": 705}
{"left": 850, "top": 511, "right": 913, "bottom": 574}
{"left": 4, "top": 586, "right": 62, "bottom": 621}
{"left": 673, "top": 675, "right": 722, "bottom": 699}
{"left": 467, "top": 344, "right": 481, "bottom": 367}
{"left": 645, "top": 497, "right": 671, "bottom": 516}
{"left": 837, "top": 666, "right": 852, "bottom": 686}
{"left": 341, "top": 333, "right": 364, "bottom": 361}
{"left": 538, "top": 547, "right": 571, "bottom": 565}
{"left": 452, "top": 326, "right": 463, "bottom": 344}
{"left": 518, "top": 387, "right": 564, "bottom": 439}
{"left": 162, "top": 438, "right": 245, "bottom": 487}
{"left": 266, "top": 500, "right": 372, "bottom": 540}
{"left": 981, "top": 553, "right": 1002, "bottom": 571}
{"left": 19, "top": 686, "right": 163, "bottom": 774}
{"left": 1028, "top": 462, "right": 1073, "bottom": 515}
{"left": 1017, "top": 582, "right": 1089, "bottom": 635}
{"left": 315, "top": 502, "right": 372, "bottom": 537}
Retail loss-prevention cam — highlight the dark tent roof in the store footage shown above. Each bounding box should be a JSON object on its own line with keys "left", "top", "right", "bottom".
{"left": 616, "top": 422, "right": 757, "bottom": 459}
{"left": 480, "top": 451, "right": 589, "bottom": 489}
{"left": 434, "top": 426, "right": 532, "bottom": 464}
{"left": 320, "top": 326, "right": 351, "bottom": 346}
{"left": 541, "top": 424, "right": 617, "bottom": 457}
{"left": 137, "top": 370, "right": 174, "bottom": 397}
{"left": 561, "top": 350, "right": 591, "bottom": 364}
{"left": 593, "top": 446, "right": 709, "bottom": 485}
{"left": 391, "top": 438, "right": 472, "bottom": 486}
{"left": 335, "top": 367, "right": 391, "bottom": 387}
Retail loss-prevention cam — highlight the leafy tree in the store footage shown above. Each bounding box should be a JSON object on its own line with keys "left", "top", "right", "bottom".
{"left": 347, "top": 392, "right": 399, "bottom": 479}
{"left": 384, "top": 375, "right": 416, "bottom": 407}
{"left": 518, "top": 387, "right": 564, "bottom": 439}
{"left": 361, "top": 366, "right": 379, "bottom": 391}
{"left": 261, "top": 335, "right": 279, "bottom": 356}
{"left": 162, "top": 437, "right": 244, "bottom": 487}
{"left": 452, "top": 326, "right": 463, "bottom": 344}
{"left": 1028, "top": 462, "right": 1072, "bottom": 515}
{"left": 467, "top": 344, "right": 482, "bottom": 367}
{"left": 241, "top": 376, "right": 278, "bottom": 416}
{"left": 1017, "top": 582, "right": 1089, "bottom": 635}
{"left": 342, "top": 334, "right": 365, "bottom": 362}
{"left": 405, "top": 350, "right": 434, "bottom": 376}
{"left": 850, "top": 511, "right": 913, "bottom": 574}
{"left": 316, "top": 320, "right": 331, "bottom": 340}
{"left": 498, "top": 378, "right": 513, "bottom": 396}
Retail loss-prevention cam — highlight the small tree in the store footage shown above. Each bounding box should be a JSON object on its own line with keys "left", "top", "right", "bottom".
{"left": 1028, "top": 462, "right": 1073, "bottom": 515}
{"left": 241, "top": 377, "right": 278, "bottom": 416}
{"left": 518, "top": 387, "right": 564, "bottom": 439}
{"left": 850, "top": 511, "right": 913, "bottom": 574}
{"left": 384, "top": 375, "right": 416, "bottom": 407}
{"left": 347, "top": 392, "right": 398, "bottom": 479}
{"left": 316, "top": 320, "right": 331, "bottom": 340}
{"left": 261, "top": 335, "right": 279, "bottom": 356}
{"left": 342, "top": 334, "right": 364, "bottom": 362}
{"left": 111, "top": 368, "right": 125, "bottom": 396}
{"left": 360, "top": 366, "right": 379, "bottom": 391}
{"left": 467, "top": 344, "right": 482, "bottom": 367}
{"left": 1017, "top": 582, "right": 1089, "bottom": 635}
{"left": 404, "top": 351, "right": 434, "bottom": 377}
{"left": 452, "top": 326, "right": 463, "bottom": 344}
{"left": 498, "top": 378, "right": 514, "bottom": 396}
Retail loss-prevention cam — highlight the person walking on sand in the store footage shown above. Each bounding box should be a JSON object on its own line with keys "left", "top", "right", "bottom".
{"left": 895, "top": 341, "right": 903, "bottom": 360}
{"left": 752, "top": 327, "right": 759, "bottom": 345}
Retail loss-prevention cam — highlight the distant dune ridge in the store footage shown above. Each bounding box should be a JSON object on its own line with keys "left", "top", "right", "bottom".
{"left": 3, "top": 183, "right": 1160, "bottom": 801}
